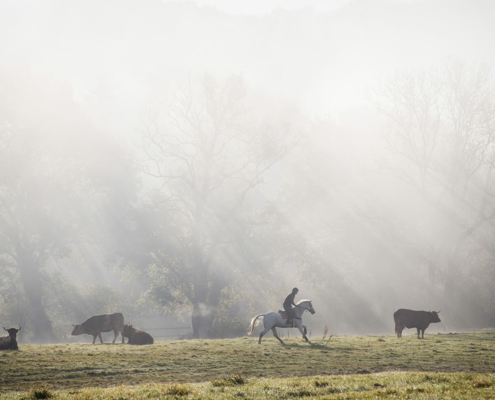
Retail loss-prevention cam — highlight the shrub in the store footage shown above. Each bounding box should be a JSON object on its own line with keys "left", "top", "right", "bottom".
{"left": 313, "top": 378, "right": 328, "bottom": 387}
{"left": 24, "top": 387, "right": 54, "bottom": 399}
{"left": 211, "top": 374, "right": 247, "bottom": 387}
{"left": 167, "top": 383, "right": 191, "bottom": 396}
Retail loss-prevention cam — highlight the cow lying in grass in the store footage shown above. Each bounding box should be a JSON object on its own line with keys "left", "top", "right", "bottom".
{"left": 0, "top": 327, "right": 20, "bottom": 350}
{"left": 122, "top": 324, "right": 154, "bottom": 345}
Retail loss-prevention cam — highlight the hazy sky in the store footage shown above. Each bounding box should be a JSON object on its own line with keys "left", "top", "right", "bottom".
{"left": 182, "top": 0, "right": 417, "bottom": 15}
{"left": 1, "top": 0, "right": 494, "bottom": 338}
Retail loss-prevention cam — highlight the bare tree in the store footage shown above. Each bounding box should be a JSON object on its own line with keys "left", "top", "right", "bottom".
{"left": 0, "top": 124, "right": 65, "bottom": 342}
{"left": 134, "top": 74, "right": 296, "bottom": 338}
{"left": 372, "top": 60, "right": 495, "bottom": 308}
{"left": 0, "top": 71, "right": 134, "bottom": 342}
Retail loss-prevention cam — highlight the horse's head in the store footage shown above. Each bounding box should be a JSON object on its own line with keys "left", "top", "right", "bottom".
{"left": 297, "top": 300, "right": 315, "bottom": 315}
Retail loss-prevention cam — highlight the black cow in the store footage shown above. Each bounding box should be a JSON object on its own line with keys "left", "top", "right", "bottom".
{"left": 71, "top": 313, "right": 124, "bottom": 344}
{"left": 0, "top": 327, "right": 20, "bottom": 350}
{"left": 122, "top": 323, "right": 154, "bottom": 345}
{"left": 394, "top": 309, "right": 441, "bottom": 339}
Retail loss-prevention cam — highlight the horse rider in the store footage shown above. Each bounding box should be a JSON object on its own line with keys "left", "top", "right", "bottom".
{"left": 283, "top": 287, "right": 299, "bottom": 325}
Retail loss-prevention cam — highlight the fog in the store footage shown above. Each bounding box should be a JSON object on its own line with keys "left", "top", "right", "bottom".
{"left": 1, "top": 0, "right": 494, "bottom": 342}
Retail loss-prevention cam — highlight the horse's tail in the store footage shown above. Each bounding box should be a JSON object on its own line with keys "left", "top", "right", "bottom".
{"left": 247, "top": 314, "right": 265, "bottom": 335}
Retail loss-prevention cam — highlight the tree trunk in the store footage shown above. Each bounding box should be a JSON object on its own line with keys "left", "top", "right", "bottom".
{"left": 445, "top": 252, "right": 457, "bottom": 302}
{"left": 191, "top": 212, "right": 210, "bottom": 339}
{"left": 427, "top": 260, "right": 436, "bottom": 309}
{"left": 191, "top": 302, "right": 209, "bottom": 339}
{"left": 15, "top": 242, "right": 55, "bottom": 343}
{"left": 445, "top": 223, "right": 482, "bottom": 302}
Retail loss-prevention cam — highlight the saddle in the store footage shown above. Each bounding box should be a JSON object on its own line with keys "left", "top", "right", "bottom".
{"left": 278, "top": 310, "right": 289, "bottom": 319}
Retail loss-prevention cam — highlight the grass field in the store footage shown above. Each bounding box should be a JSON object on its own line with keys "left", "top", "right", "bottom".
{"left": 1, "top": 331, "right": 494, "bottom": 399}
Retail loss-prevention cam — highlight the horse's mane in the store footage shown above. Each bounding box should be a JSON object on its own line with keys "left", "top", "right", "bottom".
{"left": 296, "top": 299, "right": 312, "bottom": 305}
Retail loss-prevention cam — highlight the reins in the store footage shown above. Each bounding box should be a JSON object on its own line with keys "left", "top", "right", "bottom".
{"left": 293, "top": 302, "right": 309, "bottom": 319}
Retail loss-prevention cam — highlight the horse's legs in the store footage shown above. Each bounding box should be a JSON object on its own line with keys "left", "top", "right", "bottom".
{"left": 296, "top": 322, "right": 311, "bottom": 343}
{"left": 258, "top": 326, "right": 271, "bottom": 344}
{"left": 271, "top": 328, "right": 285, "bottom": 345}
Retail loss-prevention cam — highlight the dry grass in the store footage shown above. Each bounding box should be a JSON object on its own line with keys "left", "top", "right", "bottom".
{"left": 0, "top": 331, "right": 493, "bottom": 398}
{"left": 3, "top": 372, "right": 495, "bottom": 399}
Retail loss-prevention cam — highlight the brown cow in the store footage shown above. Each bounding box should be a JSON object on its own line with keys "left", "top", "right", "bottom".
{"left": 122, "top": 323, "right": 154, "bottom": 345}
{"left": 0, "top": 327, "right": 20, "bottom": 350}
{"left": 71, "top": 313, "right": 124, "bottom": 344}
{"left": 394, "top": 309, "right": 441, "bottom": 339}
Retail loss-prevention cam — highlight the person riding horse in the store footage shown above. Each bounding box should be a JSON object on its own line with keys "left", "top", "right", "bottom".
{"left": 283, "top": 287, "right": 299, "bottom": 324}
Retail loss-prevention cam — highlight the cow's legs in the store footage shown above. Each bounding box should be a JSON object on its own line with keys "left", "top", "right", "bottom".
{"left": 417, "top": 328, "right": 421, "bottom": 339}
{"left": 92, "top": 335, "right": 97, "bottom": 344}
{"left": 112, "top": 329, "right": 119, "bottom": 344}
{"left": 98, "top": 332, "right": 104, "bottom": 344}
{"left": 258, "top": 326, "right": 271, "bottom": 344}
{"left": 271, "top": 328, "right": 285, "bottom": 345}
{"left": 421, "top": 329, "right": 425, "bottom": 339}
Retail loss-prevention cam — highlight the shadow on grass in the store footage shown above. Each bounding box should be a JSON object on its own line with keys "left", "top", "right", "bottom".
{"left": 281, "top": 342, "right": 329, "bottom": 350}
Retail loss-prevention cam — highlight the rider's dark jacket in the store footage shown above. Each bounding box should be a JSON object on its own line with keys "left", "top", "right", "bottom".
{"left": 283, "top": 293, "right": 297, "bottom": 310}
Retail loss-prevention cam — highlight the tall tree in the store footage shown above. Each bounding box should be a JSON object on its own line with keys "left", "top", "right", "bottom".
{"left": 0, "top": 71, "right": 132, "bottom": 341}
{"left": 372, "top": 60, "right": 495, "bottom": 309}
{"left": 132, "top": 74, "right": 297, "bottom": 338}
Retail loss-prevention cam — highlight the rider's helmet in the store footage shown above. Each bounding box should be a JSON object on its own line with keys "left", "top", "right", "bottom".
{"left": 292, "top": 287, "right": 299, "bottom": 293}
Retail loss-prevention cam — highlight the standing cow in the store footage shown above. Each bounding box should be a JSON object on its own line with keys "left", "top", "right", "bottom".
{"left": 122, "top": 323, "right": 154, "bottom": 345}
{"left": 394, "top": 309, "right": 441, "bottom": 339}
{"left": 71, "top": 313, "right": 124, "bottom": 344}
{"left": 0, "top": 327, "right": 20, "bottom": 350}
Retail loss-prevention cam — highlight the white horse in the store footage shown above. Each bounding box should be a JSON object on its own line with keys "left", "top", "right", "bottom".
{"left": 247, "top": 300, "right": 315, "bottom": 344}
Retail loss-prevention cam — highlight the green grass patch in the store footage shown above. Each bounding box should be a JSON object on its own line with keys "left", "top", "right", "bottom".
{"left": 0, "top": 332, "right": 493, "bottom": 396}
{"left": 1, "top": 372, "right": 494, "bottom": 399}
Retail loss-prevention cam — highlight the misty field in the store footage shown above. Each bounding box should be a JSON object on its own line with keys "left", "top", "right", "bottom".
{"left": 1, "top": 332, "right": 494, "bottom": 399}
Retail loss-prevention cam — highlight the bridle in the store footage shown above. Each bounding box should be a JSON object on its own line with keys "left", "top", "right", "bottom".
{"left": 294, "top": 301, "right": 315, "bottom": 318}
